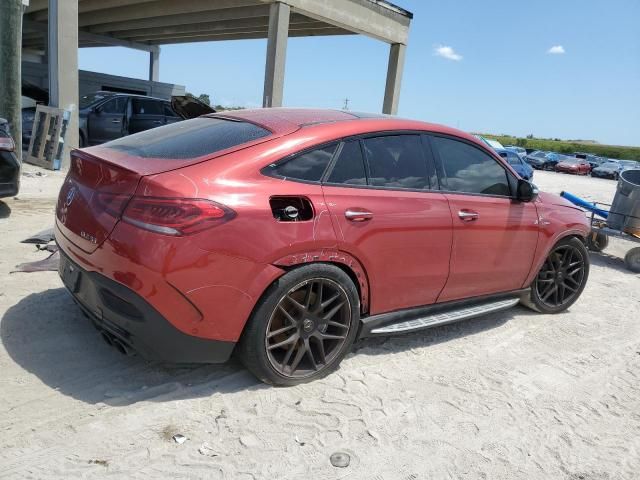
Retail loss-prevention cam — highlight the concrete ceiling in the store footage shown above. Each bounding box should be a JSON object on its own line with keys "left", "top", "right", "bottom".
{"left": 22, "top": 0, "right": 411, "bottom": 50}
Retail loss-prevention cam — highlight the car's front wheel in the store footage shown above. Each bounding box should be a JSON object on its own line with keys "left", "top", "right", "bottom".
{"left": 238, "top": 264, "right": 360, "bottom": 386}
{"left": 522, "top": 237, "right": 590, "bottom": 314}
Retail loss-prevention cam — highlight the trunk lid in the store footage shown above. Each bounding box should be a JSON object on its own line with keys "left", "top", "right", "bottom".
{"left": 171, "top": 95, "right": 216, "bottom": 119}
{"left": 56, "top": 150, "right": 141, "bottom": 253}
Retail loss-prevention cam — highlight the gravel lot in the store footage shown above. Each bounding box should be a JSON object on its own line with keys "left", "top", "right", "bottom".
{"left": 1, "top": 166, "right": 638, "bottom": 479}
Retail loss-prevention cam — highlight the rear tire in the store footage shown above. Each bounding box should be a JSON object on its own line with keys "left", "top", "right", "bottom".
{"left": 522, "top": 237, "right": 589, "bottom": 314}
{"left": 624, "top": 247, "right": 640, "bottom": 273}
{"left": 238, "top": 264, "right": 360, "bottom": 386}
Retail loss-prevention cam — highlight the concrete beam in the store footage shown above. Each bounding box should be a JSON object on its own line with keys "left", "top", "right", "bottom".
{"left": 119, "top": 18, "right": 323, "bottom": 41}
{"left": 87, "top": 5, "right": 270, "bottom": 34}
{"left": 267, "top": 0, "right": 410, "bottom": 44}
{"left": 263, "top": 2, "right": 289, "bottom": 108}
{"left": 29, "top": 0, "right": 157, "bottom": 17}
{"left": 48, "top": 0, "right": 78, "bottom": 168}
{"left": 24, "top": 20, "right": 158, "bottom": 52}
{"left": 382, "top": 43, "right": 405, "bottom": 115}
{"left": 143, "top": 28, "right": 351, "bottom": 45}
{"left": 77, "top": 0, "right": 261, "bottom": 28}
{"left": 0, "top": 0, "right": 24, "bottom": 160}
{"left": 148, "top": 47, "right": 159, "bottom": 81}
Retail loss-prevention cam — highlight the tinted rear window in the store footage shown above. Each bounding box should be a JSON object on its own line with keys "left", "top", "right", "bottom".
{"left": 266, "top": 144, "right": 337, "bottom": 182}
{"left": 103, "top": 118, "right": 270, "bottom": 159}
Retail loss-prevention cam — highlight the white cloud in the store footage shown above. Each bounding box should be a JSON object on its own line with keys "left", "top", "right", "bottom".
{"left": 434, "top": 45, "right": 463, "bottom": 61}
{"left": 547, "top": 45, "right": 565, "bottom": 55}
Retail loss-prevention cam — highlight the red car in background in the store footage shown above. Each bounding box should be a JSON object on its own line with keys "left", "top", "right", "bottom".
{"left": 555, "top": 156, "right": 592, "bottom": 175}
{"left": 55, "top": 109, "right": 590, "bottom": 385}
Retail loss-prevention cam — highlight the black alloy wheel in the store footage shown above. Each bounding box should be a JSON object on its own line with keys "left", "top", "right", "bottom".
{"left": 535, "top": 243, "right": 586, "bottom": 309}
{"left": 265, "top": 278, "right": 351, "bottom": 379}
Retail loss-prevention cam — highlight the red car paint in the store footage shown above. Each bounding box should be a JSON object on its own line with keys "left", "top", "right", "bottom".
{"left": 555, "top": 159, "right": 591, "bottom": 175}
{"left": 55, "top": 109, "right": 589, "bottom": 353}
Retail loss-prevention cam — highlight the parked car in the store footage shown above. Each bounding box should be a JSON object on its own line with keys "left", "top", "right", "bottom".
{"left": 473, "top": 134, "right": 505, "bottom": 151}
{"left": 497, "top": 148, "right": 534, "bottom": 180}
{"left": 505, "top": 145, "right": 527, "bottom": 159}
{"left": 591, "top": 160, "right": 623, "bottom": 179}
{"left": 525, "top": 150, "right": 549, "bottom": 169}
{"left": 555, "top": 157, "right": 591, "bottom": 175}
{"left": 574, "top": 153, "right": 603, "bottom": 169}
{"left": 22, "top": 90, "right": 214, "bottom": 148}
{"left": 619, "top": 160, "right": 639, "bottom": 171}
{"left": 55, "top": 109, "right": 590, "bottom": 385}
{"left": 0, "top": 118, "right": 20, "bottom": 198}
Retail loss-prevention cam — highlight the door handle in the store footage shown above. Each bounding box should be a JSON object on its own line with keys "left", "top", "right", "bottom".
{"left": 458, "top": 210, "right": 479, "bottom": 221}
{"left": 111, "top": 119, "right": 121, "bottom": 124}
{"left": 152, "top": 120, "right": 162, "bottom": 124}
{"left": 345, "top": 209, "right": 373, "bottom": 222}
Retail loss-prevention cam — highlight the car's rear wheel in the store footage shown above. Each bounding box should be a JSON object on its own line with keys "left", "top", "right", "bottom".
{"left": 238, "top": 264, "right": 359, "bottom": 386}
{"left": 522, "top": 237, "right": 589, "bottom": 314}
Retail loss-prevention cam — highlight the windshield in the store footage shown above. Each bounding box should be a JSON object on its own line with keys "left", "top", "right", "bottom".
{"left": 80, "top": 92, "right": 113, "bottom": 108}
{"left": 601, "top": 162, "right": 620, "bottom": 168}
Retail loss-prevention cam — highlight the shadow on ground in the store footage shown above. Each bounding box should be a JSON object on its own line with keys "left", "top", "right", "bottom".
{"left": 2, "top": 288, "right": 520, "bottom": 406}
{"left": 0, "top": 201, "right": 11, "bottom": 219}
{"left": 590, "top": 251, "right": 636, "bottom": 275}
{"left": 1, "top": 288, "right": 262, "bottom": 406}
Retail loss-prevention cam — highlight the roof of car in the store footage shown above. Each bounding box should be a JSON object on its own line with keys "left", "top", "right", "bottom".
{"left": 209, "top": 108, "right": 481, "bottom": 145}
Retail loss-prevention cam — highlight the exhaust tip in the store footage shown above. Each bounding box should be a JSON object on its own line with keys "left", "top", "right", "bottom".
{"left": 111, "top": 338, "right": 130, "bottom": 356}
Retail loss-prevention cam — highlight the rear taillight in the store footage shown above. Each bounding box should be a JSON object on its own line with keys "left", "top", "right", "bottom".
{"left": 122, "top": 197, "right": 235, "bottom": 236}
{"left": 0, "top": 136, "right": 15, "bottom": 152}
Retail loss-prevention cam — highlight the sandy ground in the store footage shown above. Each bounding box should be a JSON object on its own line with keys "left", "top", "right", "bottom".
{"left": 1, "top": 165, "right": 639, "bottom": 479}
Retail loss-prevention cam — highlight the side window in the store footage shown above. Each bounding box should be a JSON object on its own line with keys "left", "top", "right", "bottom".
{"left": 101, "top": 97, "right": 127, "bottom": 114}
{"left": 431, "top": 136, "right": 511, "bottom": 196}
{"left": 266, "top": 144, "right": 337, "bottom": 183}
{"left": 164, "top": 103, "right": 179, "bottom": 117}
{"left": 325, "top": 141, "right": 367, "bottom": 185}
{"left": 132, "top": 99, "right": 163, "bottom": 115}
{"left": 363, "top": 135, "right": 429, "bottom": 190}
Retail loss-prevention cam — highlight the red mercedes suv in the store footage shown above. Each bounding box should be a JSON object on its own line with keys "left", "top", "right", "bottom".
{"left": 55, "top": 109, "right": 590, "bottom": 385}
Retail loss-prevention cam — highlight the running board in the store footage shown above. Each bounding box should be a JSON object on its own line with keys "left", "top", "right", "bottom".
{"left": 359, "top": 290, "right": 527, "bottom": 338}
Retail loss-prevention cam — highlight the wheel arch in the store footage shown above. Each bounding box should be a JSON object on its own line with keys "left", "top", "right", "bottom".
{"left": 271, "top": 250, "right": 370, "bottom": 314}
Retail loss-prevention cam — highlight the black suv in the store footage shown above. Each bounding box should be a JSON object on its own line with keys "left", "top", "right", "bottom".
{"left": 22, "top": 91, "right": 214, "bottom": 148}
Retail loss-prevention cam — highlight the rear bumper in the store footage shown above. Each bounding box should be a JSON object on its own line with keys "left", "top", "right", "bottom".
{"left": 0, "top": 151, "right": 20, "bottom": 198}
{"left": 59, "top": 250, "right": 236, "bottom": 363}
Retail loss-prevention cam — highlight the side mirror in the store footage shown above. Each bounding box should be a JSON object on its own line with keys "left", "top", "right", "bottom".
{"left": 93, "top": 106, "right": 102, "bottom": 114}
{"left": 517, "top": 179, "right": 538, "bottom": 202}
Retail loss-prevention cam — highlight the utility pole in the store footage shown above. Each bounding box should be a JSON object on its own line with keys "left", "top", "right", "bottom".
{"left": 0, "top": 0, "right": 24, "bottom": 160}
{"left": 342, "top": 98, "right": 350, "bottom": 111}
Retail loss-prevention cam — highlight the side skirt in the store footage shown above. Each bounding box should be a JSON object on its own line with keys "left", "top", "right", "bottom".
{"left": 358, "top": 289, "right": 529, "bottom": 338}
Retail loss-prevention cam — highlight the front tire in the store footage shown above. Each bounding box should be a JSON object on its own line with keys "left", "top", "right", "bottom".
{"left": 238, "top": 264, "right": 360, "bottom": 386}
{"left": 522, "top": 237, "right": 590, "bottom": 314}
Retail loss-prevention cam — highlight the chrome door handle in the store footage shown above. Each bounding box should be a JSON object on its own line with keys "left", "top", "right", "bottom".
{"left": 152, "top": 120, "right": 162, "bottom": 124}
{"left": 458, "top": 210, "right": 479, "bottom": 221}
{"left": 111, "top": 119, "right": 121, "bottom": 124}
{"left": 345, "top": 209, "right": 373, "bottom": 222}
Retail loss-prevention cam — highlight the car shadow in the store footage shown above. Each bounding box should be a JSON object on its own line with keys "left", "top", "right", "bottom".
{"left": 353, "top": 306, "right": 514, "bottom": 356}
{"left": 0, "top": 201, "right": 11, "bottom": 218}
{"left": 589, "top": 251, "right": 635, "bottom": 275}
{"left": 1, "top": 288, "right": 265, "bottom": 406}
{"left": 2, "top": 288, "right": 520, "bottom": 406}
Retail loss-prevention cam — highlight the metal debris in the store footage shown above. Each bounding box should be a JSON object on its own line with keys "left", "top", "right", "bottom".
{"left": 198, "top": 442, "right": 217, "bottom": 456}
{"left": 12, "top": 250, "right": 60, "bottom": 273}
{"left": 21, "top": 227, "right": 55, "bottom": 245}
{"left": 330, "top": 452, "right": 351, "bottom": 468}
{"left": 172, "top": 434, "right": 186, "bottom": 444}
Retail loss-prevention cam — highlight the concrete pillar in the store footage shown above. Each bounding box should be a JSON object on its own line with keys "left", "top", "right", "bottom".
{"left": 263, "top": 2, "right": 289, "bottom": 108}
{"left": 0, "top": 0, "right": 24, "bottom": 160}
{"left": 382, "top": 43, "right": 406, "bottom": 115}
{"left": 148, "top": 47, "right": 160, "bottom": 82}
{"left": 48, "top": 0, "right": 78, "bottom": 168}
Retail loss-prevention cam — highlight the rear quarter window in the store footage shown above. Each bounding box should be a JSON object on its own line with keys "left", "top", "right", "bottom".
{"left": 102, "top": 117, "right": 270, "bottom": 159}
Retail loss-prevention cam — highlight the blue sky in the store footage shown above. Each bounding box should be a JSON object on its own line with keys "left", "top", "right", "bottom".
{"left": 79, "top": 0, "right": 640, "bottom": 146}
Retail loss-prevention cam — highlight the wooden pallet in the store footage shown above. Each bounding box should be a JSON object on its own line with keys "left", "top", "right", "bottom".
{"left": 25, "top": 105, "right": 69, "bottom": 170}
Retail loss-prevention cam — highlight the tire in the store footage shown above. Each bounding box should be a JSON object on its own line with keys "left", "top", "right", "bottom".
{"left": 613, "top": 172, "right": 619, "bottom": 181}
{"left": 521, "top": 237, "right": 590, "bottom": 314}
{"left": 237, "top": 264, "right": 360, "bottom": 386}
{"left": 586, "top": 232, "right": 609, "bottom": 252}
{"left": 624, "top": 247, "right": 640, "bottom": 273}
{"left": 78, "top": 132, "right": 86, "bottom": 148}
